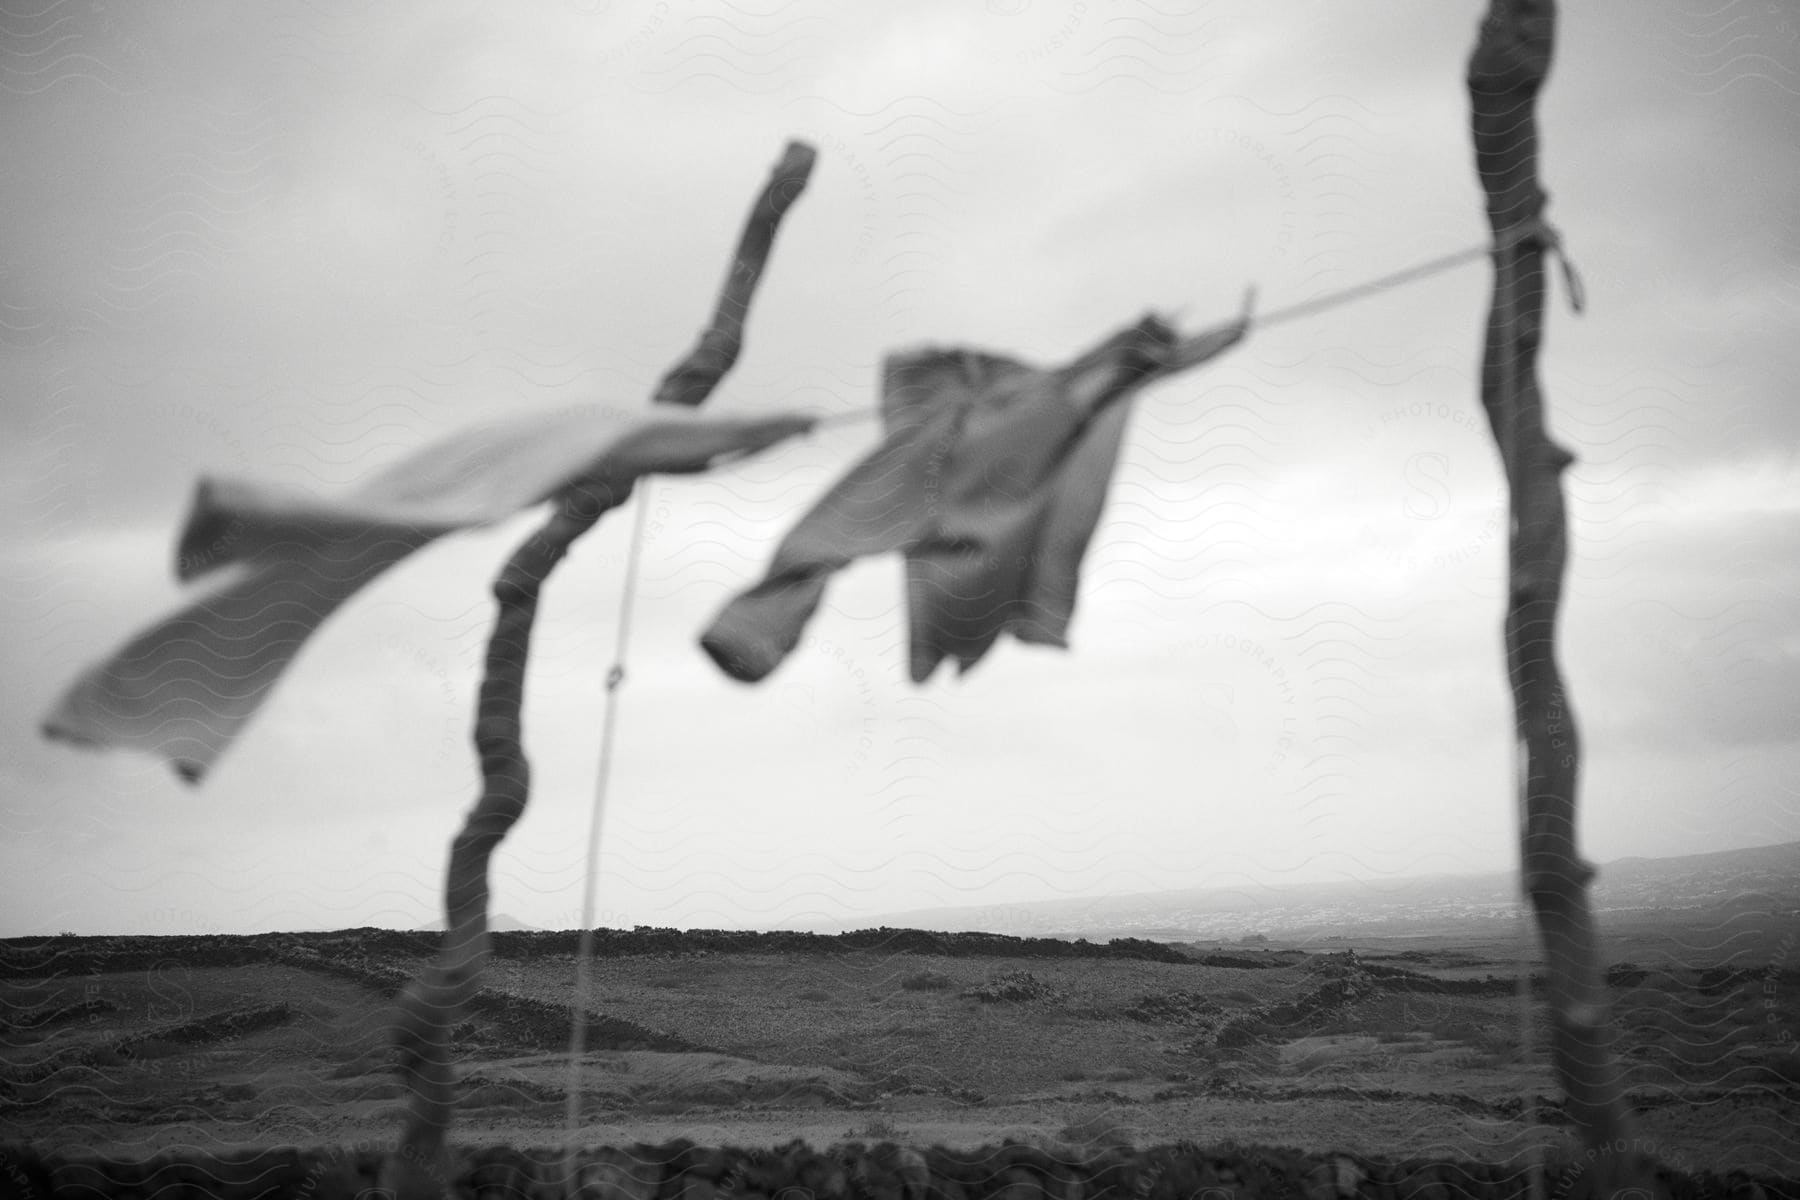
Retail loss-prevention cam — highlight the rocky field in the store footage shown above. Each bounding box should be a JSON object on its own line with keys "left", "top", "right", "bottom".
{"left": 3, "top": 926, "right": 1797, "bottom": 1197}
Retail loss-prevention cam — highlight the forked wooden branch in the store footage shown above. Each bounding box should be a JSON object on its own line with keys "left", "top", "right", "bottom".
{"left": 1467, "top": 2, "right": 1644, "bottom": 1191}
{"left": 380, "top": 140, "right": 817, "bottom": 1199}
{"left": 655, "top": 141, "right": 819, "bottom": 408}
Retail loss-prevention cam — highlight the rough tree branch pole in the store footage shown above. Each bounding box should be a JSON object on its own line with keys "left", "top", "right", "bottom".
{"left": 1467, "top": 2, "right": 1646, "bottom": 1189}
{"left": 380, "top": 140, "right": 817, "bottom": 1198}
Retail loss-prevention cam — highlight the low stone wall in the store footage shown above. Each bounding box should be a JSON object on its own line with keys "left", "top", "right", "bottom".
{"left": 1, "top": 1138, "right": 1787, "bottom": 1200}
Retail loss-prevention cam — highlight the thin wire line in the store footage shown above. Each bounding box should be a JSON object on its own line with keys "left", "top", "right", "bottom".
{"left": 563, "top": 482, "right": 653, "bottom": 1166}
{"left": 1252, "top": 241, "right": 1492, "bottom": 329}
{"left": 801, "top": 241, "right": 1497, "bottom": 431}
{"left": 811, "top": 407, "right": 879, "bottom": 429}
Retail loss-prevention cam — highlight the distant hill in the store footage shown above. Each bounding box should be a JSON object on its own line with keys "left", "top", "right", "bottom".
{"left": 803, "top": 840, "right": 1800, "bottom": 943}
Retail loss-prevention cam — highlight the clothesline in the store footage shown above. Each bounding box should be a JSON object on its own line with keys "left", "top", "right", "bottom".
{"left": 1254, "top": 240, "right": 1486, "bottom": 328}
{"left": 807, "top": 233, "right": 1582, "bottom": 431}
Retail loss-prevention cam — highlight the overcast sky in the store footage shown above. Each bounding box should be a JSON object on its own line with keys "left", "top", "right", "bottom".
{"left": 3, "top": 1, "right": 1796, "bottom": 937}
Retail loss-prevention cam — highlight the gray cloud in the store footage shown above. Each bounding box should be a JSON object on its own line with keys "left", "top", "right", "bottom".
{"left": 3, "top": 0, "right": 1796, "bottom": 935}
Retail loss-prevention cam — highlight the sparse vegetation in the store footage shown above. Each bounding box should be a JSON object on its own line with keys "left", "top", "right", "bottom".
{"left": 1123, "top": 990, "right": 1221, "bottom": 1026}
{"left": 1056, "top": 1104, "right": 1134, "bottom": 1151}
{"left": 900, "top": 969, "right": 953, "bottom": 992}
{"left": 960, "top": 971, "right": 1059, "bottom": 1003}
{"left": 3, "top": 924, "right": 1795, "bottom": 1176}
{"left": 844, "top": 1115, "right": 903, "bottom": 1142}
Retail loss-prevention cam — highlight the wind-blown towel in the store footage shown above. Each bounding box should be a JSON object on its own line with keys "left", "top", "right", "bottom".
{"left": 44, "top": 406, "right": 815, "bottom": 782}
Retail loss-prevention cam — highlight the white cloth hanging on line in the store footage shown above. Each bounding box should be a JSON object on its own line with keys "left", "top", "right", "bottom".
{"left": 42, "top": 405, "right": 817, "bottom": 782}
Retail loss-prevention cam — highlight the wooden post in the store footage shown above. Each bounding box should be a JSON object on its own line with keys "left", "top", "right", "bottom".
{"left": 379, "top": 140, "right": 816, "bottom": 1199}
{"left": 655, "top": 141, "right": 819, "bottom": 408}
{"left": 1466, "top": 4, "right": 1649, "bottom": 1192}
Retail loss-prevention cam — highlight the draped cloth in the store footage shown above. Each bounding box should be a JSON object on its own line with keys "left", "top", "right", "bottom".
{"left": 42, "top": 406, "right": 816, "bottom": 782}
{"left": 701, "top": 311, "right": 1248, "bottom": 683}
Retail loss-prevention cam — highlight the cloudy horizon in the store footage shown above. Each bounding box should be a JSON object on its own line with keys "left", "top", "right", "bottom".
{"left": 3, "top": 0, "right": 1795, "bottom": 937}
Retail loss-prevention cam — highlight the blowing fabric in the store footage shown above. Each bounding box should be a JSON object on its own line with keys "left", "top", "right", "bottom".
{"left": 43, "top": 406, "right": 816, "bottom": 782}
{"left": 701, "top": 311, "right": 1247, "bottom": 684}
